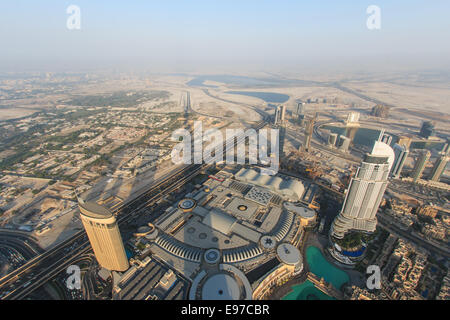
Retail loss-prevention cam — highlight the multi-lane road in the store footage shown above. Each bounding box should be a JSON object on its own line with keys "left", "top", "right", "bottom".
{"left": 377, "top": 214, "right": 450, "bottom": 259}
{"left": 0, "top": 161, "right": 207, "bottom": 297}
{"left": 0, "top": 230, "right": 43, "bottom": 258}
{"left": 0, "top": 119, "right": 267, "bottom": 300}
{"left": 0, "top": 162, "right": 205, "bottom": 300}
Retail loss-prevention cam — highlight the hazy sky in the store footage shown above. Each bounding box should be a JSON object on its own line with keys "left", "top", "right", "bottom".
{"left": 1, "top": 0, "right": 449, "bottom": 73}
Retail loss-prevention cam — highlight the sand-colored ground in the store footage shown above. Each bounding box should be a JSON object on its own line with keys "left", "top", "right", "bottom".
{"left": 35, "top": 210, "right": 82, "bottom": 249}
{"left": 345, "top": 81, "right": 450, "bottom": 114}
{"left": 0, "top": 107, "right": 37, "bottom": 120}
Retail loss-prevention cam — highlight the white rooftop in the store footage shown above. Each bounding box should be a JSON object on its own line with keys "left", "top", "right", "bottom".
{"left": 283, "top": 202, "right": 316, "bottom": 219}
{"left": 276, "top": 243, "right": 301, "bottom": 266}
{"left": 201, "top": 273, "right": 241, "bottom": 300}
{"left": 235, "top": 168, "right": 305, "bottom": 201}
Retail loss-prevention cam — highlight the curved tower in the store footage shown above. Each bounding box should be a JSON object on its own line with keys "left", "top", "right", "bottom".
{"left": 330, "top": 141, "right": 394, "bottom": 239}
{"left": 78, "top": 199, "right": 129, "bottom": 271}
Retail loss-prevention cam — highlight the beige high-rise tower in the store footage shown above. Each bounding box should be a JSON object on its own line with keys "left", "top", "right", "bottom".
{"left": 78, "top": 199, "right": 129, "bottom": 271}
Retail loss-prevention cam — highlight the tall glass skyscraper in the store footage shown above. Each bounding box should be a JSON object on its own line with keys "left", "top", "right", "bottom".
{"left": 391, "top": 143, "right": 409, "bottom": 179}
{"left": 330, "top": 141, "right": 394, "bottom": 239}
{"left": 412, "top": 150, "right": 431, "bottom": 182}
{"left": 429, "top": 154, "right": 449, "bottom": 182}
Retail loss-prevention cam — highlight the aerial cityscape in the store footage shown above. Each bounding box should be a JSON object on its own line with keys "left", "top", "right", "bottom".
{"left": 0, "top": 1, "right": 449, "bottom": 304}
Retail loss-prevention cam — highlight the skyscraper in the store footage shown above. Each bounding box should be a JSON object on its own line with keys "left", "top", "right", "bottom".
{"left": 297, "top": 102, "right": 306, "bottom": 126}
{"left": 330, "top": 140, "right": 394, "bottom": 239}
{"left": 328, "top": 133, "right": 338, "bottom": 147}
{"left": 304, "top": 123, "right": 312, "bottom": 152}
{"left": 78, "top": 199, "right": 129, "bottom": 271}
{"left": 429, "top": 154, "right": 449, "bottom": 182}
{"left": 280, "top": 105, "right": 286, "bottom": 122}
{"left": 391, "top": 143, "right": 409, "bottom": 179}
{"left": 274, "top": 106, "right": 281, "bottom": 125}
{"left": 381, "top": 133, "right": 393, "bottom": 146}
{"left": 397, "top": 136, "right": 412, "bottom": 150}
{"left": 297, "top": 102, "right": 305, "bottom": 117}
{"left": 303, "top": 112, "right": 317, "bottom": 152}
{"left": 346, "top": 112, "right": 360, "bottom": 124}
{"left": 337, "top": 135, "right": 351, "bottom": 152}
{"left": 412, "top": 150, "right": 431, "bottom": 182}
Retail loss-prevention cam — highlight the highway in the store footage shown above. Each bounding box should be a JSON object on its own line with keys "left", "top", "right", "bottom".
{"left": 0, "top": 119, "right": 267, "bottom": 300}
{"left": 0, "top": 230, "right": 44, "bottom": 257}
{"left": 329, "top": 82, "right": 397, "bottom": 109}
{"left": 6, "top": 243, "right": 92, "bottom": 300}
{"left": 201, "top": 89, "right": 270, "bottom": 121}
{"left": 377, "top": 214, "right": 450, "bottom": 259}
{"left": 0, "top": 161, "right": 206, "bottom": 299}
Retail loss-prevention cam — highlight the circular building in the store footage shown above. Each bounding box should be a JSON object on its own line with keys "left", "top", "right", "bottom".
{"left": 276, "top": 243, "right": 303, "bottom": 274}
{"left": 283, "top": 202, "right": 317, "bottom": 227}
{"left": 134, "top": 226, "right": 151, "bottom": 237}
{"left": 201, "top": 274, "right": 241, "bottom": 300}
{"left": 178, "top": 198, "right": 197, "bottom": 212}
{"left": 204, "top": 248, "right": 221, "bottom": 265}
{"left": 133, "top": 223, "right": 158, "bottom": 239}
{"left": 189, "top": 264, "right": 252, "bottom": 300}
{"left": 252, "top": 243, "right": 303, "bottom": 299}
{"left": 260, "top": 236, "right": 277, "bottom": 250}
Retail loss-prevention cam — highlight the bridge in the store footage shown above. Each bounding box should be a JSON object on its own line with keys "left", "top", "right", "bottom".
{"left": 307, "top": 272, "right": 344, "bottom": 300}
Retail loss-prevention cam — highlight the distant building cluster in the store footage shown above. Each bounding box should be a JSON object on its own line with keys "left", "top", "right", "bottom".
{"left": 421, "top": 219, "right": 448, "bottom": 242}
{"left": 437, "top": 270, "right": 450, "bottom": 300}
{"left": 391, "top": 240, "right": 427, "bottom": 292}
{"left": 384, "top": 200, "right": 415, "bottom": 230}
{"left": 105, "top": 127, "right": 147, "bottom": 142}
{"left": 347, "top": 286, "right": 390, "bottom": 300}
{"left": 370, "top": 105, "right": 390, "bottom": 118}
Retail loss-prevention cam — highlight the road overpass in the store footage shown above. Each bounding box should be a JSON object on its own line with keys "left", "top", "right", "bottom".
{"left": 0, "top": 120, "right": 267, "bottom": 300}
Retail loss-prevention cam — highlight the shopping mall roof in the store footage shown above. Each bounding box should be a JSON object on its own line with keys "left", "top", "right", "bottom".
{"left": 202, "top": 210, "right": 237, "bottom": 235}
{"left": 201, "top": 273, "right": 241, "bottom": 300}
{"left": 283, "top": 202, "right": 316, "bottom": 219}
{"left": 235, "top": 168, "right": 305, "bottom": 201}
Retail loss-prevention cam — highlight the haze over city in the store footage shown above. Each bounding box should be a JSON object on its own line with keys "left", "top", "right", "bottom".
{"left": 1, "top": 1, "right": 450, "bottom": 72}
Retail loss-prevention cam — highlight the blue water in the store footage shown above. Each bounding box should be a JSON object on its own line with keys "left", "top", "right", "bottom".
{"left": 186, "top": 75, "right": 279, "bottom": 87}
{"left": 306, "top": 246, "right": 349, "bottom": 290}
{"left": 226, "top": 91, "right": 290, "bottom": 103}
{"left": 342, "top": 246, "right": 366, "bottom": 257}
{"left": 282, "top": 280, "right": 335, "bottom": 300}
{"left": 282, "top": 246, "right": 349, "bottom": 300}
